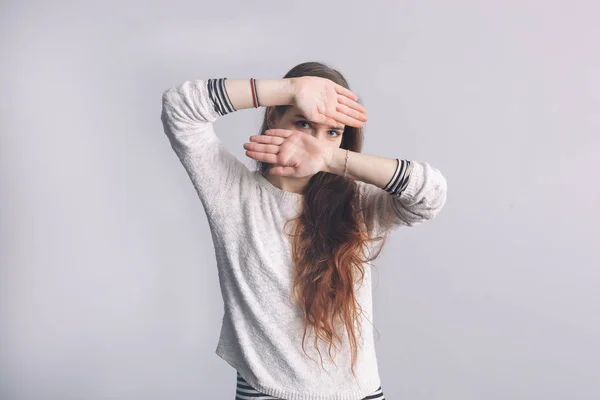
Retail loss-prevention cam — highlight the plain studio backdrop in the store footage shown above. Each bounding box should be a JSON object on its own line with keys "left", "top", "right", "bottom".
{"left": 1, "top": 1, "right": 598, "bottom": 399}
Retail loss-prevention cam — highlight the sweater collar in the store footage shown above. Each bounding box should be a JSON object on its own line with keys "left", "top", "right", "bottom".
{"left": 253, "top": 170, "right": 303, "bottom": 201}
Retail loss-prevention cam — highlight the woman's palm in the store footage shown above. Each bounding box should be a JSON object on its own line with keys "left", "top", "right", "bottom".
{"left": 290, "top": 76, "right": 368, "bottom": 128}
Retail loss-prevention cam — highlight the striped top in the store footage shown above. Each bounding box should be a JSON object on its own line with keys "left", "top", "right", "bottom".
{"left": 160, "top": 78, "right": 448, "bottom": 400}
{"left": 236, "top": 370, "right": 385, "bottom": 400}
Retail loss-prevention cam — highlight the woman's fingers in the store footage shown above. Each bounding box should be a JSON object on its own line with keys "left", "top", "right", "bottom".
{"left": 249, "top": 134, "right": 285, "bottom": 144}
{"left": 334, "top": 83, "right": 358, "bottom": 102}
{"left": 337, "top": 94, "right": 367, "bottom": 115}
{"left": 246, "top": 151, "right": 278, "bottom": 164}
{"left": 336, "top": 100, "right": 368, "bottom": 122}
{"left": 328, "top": 107, "right": 366, "bottom": 128}
{"left": 306, "top": 106, "right": 365, "bottom": 129}
{"left": 244, "top": 144, "right": 279, "bottom": 155}
{"left": 243, "top": 141, "right": 280, "bottom": 154}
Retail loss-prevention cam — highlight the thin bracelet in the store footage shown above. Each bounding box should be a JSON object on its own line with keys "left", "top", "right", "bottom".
{"left": 250, "top": 78, "right": 259, "bottom": 108}
{"left": 343, "top": 149, "right": 350, "bottom": 178}
{"left": 253, "top": 78, "right": 261, "bottom": 107}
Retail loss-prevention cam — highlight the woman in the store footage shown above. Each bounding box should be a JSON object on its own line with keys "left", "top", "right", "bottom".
{"left": 160, "top": 61, "right": 447, "bottom": 400}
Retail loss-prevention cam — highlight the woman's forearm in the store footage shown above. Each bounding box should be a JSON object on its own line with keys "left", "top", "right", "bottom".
{"left": 224, "top": 79, "right": 295, "bottom": 110}
{"left": 325, "top": 148, "right": 400, "bottom": 189}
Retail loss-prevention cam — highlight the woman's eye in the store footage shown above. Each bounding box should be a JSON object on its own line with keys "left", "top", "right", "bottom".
{"left": 296, "top": 121, "right": 339, "bottom": 137}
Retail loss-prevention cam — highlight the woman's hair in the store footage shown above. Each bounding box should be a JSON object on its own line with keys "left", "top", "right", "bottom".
{"left": 254, "top": 61, "right": 393, "bottom": 377}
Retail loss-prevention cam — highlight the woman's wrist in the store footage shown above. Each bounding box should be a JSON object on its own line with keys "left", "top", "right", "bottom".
{"left": 255, "top": 78, "right": 295, "bottom": 107}
{"left": 223, "top": 78, "right": 294, "bottom": 110}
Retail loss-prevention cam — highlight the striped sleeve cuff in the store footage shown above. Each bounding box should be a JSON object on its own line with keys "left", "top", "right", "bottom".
{"left": 383, "top": 159, "right": 414, "bottom": 197}
{"left": 206, "top": 78, "right": 237, "bottom": 116}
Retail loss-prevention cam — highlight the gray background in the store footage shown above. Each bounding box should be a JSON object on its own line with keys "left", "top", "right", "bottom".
{"left": 1, "top": 1, "right": 598, "bottom": 399}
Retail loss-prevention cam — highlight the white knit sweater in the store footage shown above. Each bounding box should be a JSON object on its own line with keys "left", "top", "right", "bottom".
{"left": 160, "top": 78, "right": 448, "bottom": 400}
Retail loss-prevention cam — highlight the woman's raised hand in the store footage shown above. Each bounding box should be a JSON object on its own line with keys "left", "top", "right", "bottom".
{"left": 242, "top": 76, "right": 368, "bottom": 179}
{"left": 289, "top": 76, "right": 368, "bottom": 128}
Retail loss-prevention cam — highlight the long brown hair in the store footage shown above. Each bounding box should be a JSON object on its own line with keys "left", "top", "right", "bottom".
{"left": 254, "top": 61, "right": 393, "bottom": 377}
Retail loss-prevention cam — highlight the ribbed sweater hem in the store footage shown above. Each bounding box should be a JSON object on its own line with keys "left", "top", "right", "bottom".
{"left": 215, "top": 345, "right": 381, "bottom": 400}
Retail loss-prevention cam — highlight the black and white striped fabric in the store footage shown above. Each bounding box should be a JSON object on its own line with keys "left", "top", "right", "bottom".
{"left": 383, "top": 159, "right": 413, "bottom": 197}
{"left": 235, "top": 371, "right": 385, "bottom": 400}
{"left": 207, "top": 78, "right": 236, "bottom": 116}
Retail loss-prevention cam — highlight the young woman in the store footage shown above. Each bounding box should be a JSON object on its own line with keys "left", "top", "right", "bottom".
{"left": 160, "top": 61, "right": 448, "bottom": 400}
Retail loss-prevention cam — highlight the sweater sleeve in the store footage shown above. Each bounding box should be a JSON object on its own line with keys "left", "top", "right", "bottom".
{"left": 357, "top": 160, "right": 447, "bottom": 236}
{"left": 160, "top": 78, "right": 250, "bottom": 216}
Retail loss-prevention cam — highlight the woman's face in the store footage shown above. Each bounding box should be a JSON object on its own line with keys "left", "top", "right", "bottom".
{"left": 272, "top": 106, "right": 345, "bottom": 151}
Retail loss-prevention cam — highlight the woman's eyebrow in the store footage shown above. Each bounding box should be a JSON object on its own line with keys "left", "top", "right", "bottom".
{"left": 293, "top": 113, "right": 345, "bottom": 131}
